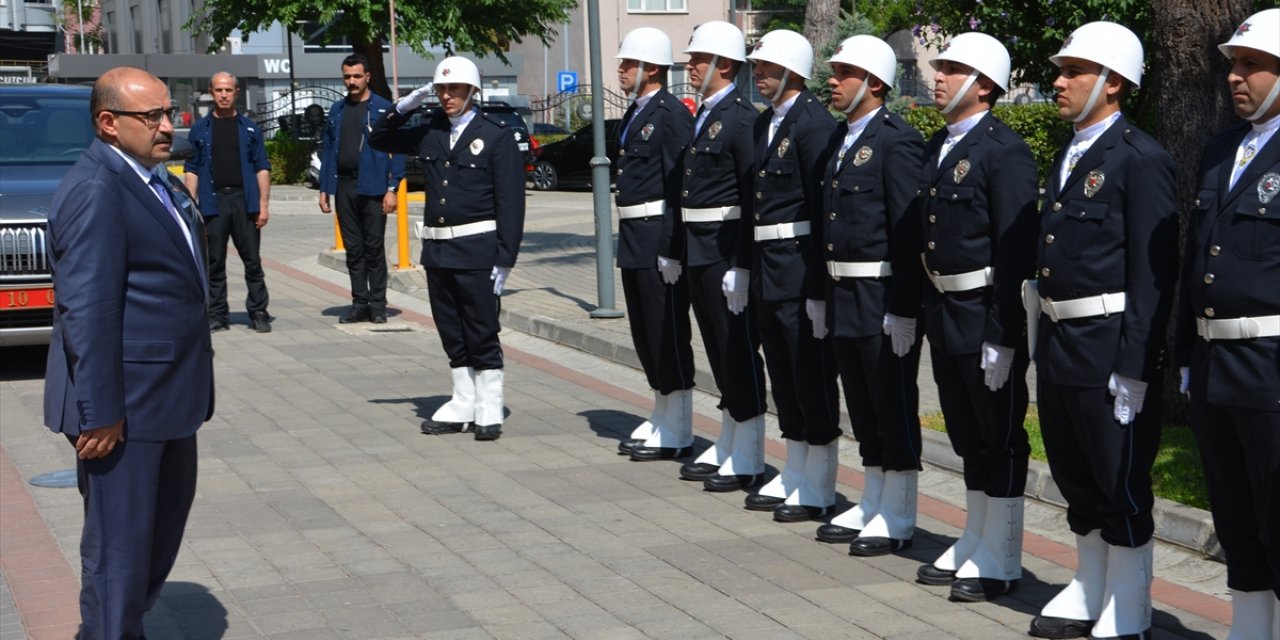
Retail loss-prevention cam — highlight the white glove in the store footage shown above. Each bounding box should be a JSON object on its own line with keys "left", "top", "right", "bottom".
{"left": 722, "top": 268, "right": 749, "bottom": 315}
{"left": 657, "top": 256, "right": 682, "bottom": 285}
{"left": 979, "top": 341, "right": 1015, "bottom": 392}
{"left": 1107, "top": 373, "right": 1148, "bottom": 425}
{"left": 396, "top": 85, "right": 433, "bottom": 114}
{"left": 882, "top": 313, "right": 916, "bottom": 357}
{"left": 1179, "top": 366, "right": 1190, "bottom": 398}
{"left": 490, "top": 266, "right": 511, "bottom": 295}
{"left": 805, "top": 299, "right": 828, "bottom": 340}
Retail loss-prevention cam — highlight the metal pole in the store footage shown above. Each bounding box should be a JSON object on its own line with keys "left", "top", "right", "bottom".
{"left": 286, "top": 29, "right": 297, "bottom": 132}
{"left": 75, "top": 0, "right": 85, "bottom": 53}
{"left": 388, "top": 0, "right": 400, "bottom": 98}
{"left": 586, "top": 0, "right": 621, "bottom": 319}
{"left": 562, "top": 22, "right": 570, "bottom": 129}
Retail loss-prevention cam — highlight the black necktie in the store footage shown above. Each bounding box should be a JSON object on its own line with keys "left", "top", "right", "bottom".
{"left": 620, "top": 102, "right": 638, "bottom": 143}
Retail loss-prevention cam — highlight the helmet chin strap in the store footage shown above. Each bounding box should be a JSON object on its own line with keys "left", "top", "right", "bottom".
{"left": 940, "top": 70, "right": 980, "bottom": 116}
{"left": 1073, "top": 68, "right": 1110, "bottom": 124}
{"left": 842, "top": 81, "right": 869, "bottom": 115}
{"left": 700, "top": 55, "right": 721, "bottom": 99}
{"left": 771, "top": 68, "right": 793, "bottom": 106}
{"left": 1246, "top": 76, "right": 1280, "bottom": 122}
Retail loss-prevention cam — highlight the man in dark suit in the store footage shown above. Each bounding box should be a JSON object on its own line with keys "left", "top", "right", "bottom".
{"left": 1177, "top": 9, "right": 1280, "bottom": 637}
{"left": 609, "top": 27, "right": 699, "bottom": 462}
{"left": 43, "top": 66, "right": 214, "bottom": 640}
{"left": 370, "top": 56, "right": 525, "bottom": 441}
{"left": 318, "top": 53, "right": 406, "bottom": 324}
{"left": 1029, "top": 23, "right": 1178, "bottom": 640}
{"left": 910, "top": 33, "right": 1039, "bottom": 596}
{"left": 737, "top": 29, "right": 841, "bottom": 523}
{"left": 670, "top": 21, "right": 769, "bottom": 492}
{"left": 811, "top": 35, "right": 930, "bottom": 559}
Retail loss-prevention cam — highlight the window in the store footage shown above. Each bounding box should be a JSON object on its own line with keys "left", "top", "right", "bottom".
{"left": 627, "top": 0, "right": 686, "bottom": 12}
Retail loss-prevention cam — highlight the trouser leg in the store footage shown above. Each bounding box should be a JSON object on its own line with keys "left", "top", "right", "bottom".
{"left": 203, "top": 210, "right": 231, "bottom": 322}
{"left": 336, "top": 179, "right": 369, "bottom": 309}
{"left": 219, "top": 191, "right": 269, "bottom": 314}
{"left": 620, "top": 267, "right": 694, "bottom": 394}
{"left": 687, "top": 262, "right": 766, "bottom": 420}
{"left": 757, "top": 297, "right": 839, "bottom": 445}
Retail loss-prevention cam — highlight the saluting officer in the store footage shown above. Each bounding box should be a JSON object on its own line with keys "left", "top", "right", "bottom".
{"left": 1177, "top": 9, "right": 1280, "bottom": 637}
{"left": 810, "top": 35, "right": 929, "bottom": 557}
{"left": 911, "top": 33, "right": 1039, "bottom": 596}
{"left": 369, "top": 56, "right": 525, "bottom": 442}
{"left": 611, "top": 28, "right": 699, "bottom": 462}
{"left": 671, "top": 21, "right": 770, "bottom": 492}
{"left": 1029, "top": 23, "right": 1178, "bottom": 640}
{"left": 738, "top": 30, "right": 841, "bottom": 523}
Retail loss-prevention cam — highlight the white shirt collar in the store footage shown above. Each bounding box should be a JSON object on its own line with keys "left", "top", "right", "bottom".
{"left": 449, "top": 107, "right": 478, "bottom": 131}
{"left": 945, "top": 110, "right": 986, "bottom": 139}
{"left": 771, "top": 92, "right": 800, "bottom": 122}
{"left": 844, "top": 106, "right": 881, "bottom": 144}
{"left": 632, "top": 87, "right": 660, "bottom": 112}
{"left": 701, "top": 83, "right": 735, "bottom": 112}
{"left": 1071, "top": 111, "right": 1122, "bottom": 147}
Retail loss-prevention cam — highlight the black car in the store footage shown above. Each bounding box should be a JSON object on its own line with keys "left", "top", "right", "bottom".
{"left": 528, "top": 119, "right": 621, "bottom": 191}
{"left": 532, "top": 122, "right": 569, "bottom": 137}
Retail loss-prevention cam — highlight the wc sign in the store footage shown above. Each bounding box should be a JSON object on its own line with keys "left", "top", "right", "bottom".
{"left": 261, "top": 58, "right": 292, "bottom": 76}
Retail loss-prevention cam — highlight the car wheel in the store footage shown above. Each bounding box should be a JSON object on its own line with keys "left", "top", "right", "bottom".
{"left": 531, "top": 161, "right": 558, "bottom": 191}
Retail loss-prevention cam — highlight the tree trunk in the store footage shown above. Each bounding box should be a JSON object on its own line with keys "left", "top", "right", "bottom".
{"left": 1146, "top": 0, "right": 1252, "bottom": 423}
{"left": 352, "top": 37, "right": 392, "bottom": 100}
{"left": 803, "top": 0, "right": 841, "bottom": 54}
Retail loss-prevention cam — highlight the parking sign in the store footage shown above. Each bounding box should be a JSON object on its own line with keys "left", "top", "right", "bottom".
{"left": 557, "top": 71, "right": 578, "bottom": 93}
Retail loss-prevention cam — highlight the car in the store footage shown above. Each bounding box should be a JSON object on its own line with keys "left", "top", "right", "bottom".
{"left": 532, "top": 122, "right": 569, "bottom": 137}
{"left": 527, "top": 120, "right": 621, "bottom": 191}
{"left": 0, "top": 84, "right": 96, "bottom": 347}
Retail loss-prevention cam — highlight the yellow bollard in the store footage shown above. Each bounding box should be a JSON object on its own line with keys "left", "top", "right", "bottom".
{"left": 333, "top": 216, "right": 344, "bottom": 252}
{"left": 396, "top": 178, "right": 412, "bottom": 270}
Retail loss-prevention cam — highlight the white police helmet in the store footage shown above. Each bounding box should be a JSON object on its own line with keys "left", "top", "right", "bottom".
{"left": 617, "top": 27, "right": 674, "bottom": 67}
{"left": 685, "top": 21, "right": 746, "bottom": 62}
{"left": 433, "top": 56, "right": 481, "bottom": 90}
{"left": 1050, "top": 21, "right": 1145, "bottom": 88}
{"left": 746, "top": 29, "right": 814, "bottom": 80}
{"left": 1219, "top": 9, "right": 1280, "bottom": 121}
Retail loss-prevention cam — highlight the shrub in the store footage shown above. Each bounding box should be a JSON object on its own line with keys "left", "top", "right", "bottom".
{"left": 265, "top": 138, "right": 316, "bottom": 185}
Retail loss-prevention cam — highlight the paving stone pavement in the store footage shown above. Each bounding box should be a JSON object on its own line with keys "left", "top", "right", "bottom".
{"left": 0, "top": 186, "right": 1231, "bottom": 639}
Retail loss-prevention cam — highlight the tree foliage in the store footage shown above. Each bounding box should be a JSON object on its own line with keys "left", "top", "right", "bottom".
{"left": 186, "top": 0, "right": 575, "bottom": 97}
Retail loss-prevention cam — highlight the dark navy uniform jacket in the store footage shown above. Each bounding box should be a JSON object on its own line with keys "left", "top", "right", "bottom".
{"left": 1035, "top": 115, "right": 1178, "bottom": 386}
{"left": 1176, "top": 123, "right": 1280, "bottom": 411}
{"left": 736, "top": 89, "right": 837, "bottom": 301}
{"left": 920, "top": 112, "right": 1038, "bottom": 355}
{"left": 184, "top": 112, "right": 270, "bottom": 216}
{"left": 614, "top": 88, "right": 693, "bottom": 269}
{"left": 820, "top": 107, "right": 925, "bottom": 338}
{"left": 370, "top": 107, "right": 525, "bottom": 271}
{"left": 672, "top": 86, "right": 756, "bottom": 267}
{"left": 319, "top": 93, "right": 406, "bottom": 197}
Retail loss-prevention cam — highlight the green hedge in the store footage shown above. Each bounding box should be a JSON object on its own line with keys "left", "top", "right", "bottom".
{"left": 265, "top": 138, "right": 316, "bottom": 185}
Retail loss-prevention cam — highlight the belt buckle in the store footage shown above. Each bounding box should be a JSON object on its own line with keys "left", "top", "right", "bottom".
{"left": 1042, "top": 298, "right": 1060, "bottom": 323}
{"left": 1238, "top": 317, "right": 1260, "bottom": 340}
{"left": 1196, "top": 317, "right": 1212, "bottom": 341}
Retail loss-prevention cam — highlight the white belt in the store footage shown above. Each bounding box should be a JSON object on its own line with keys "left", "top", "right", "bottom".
{"left": 827, "top": 260, "right": 892, "bottom": 278}
{"left": 1196, "top": 315, "right": 1280, "bottom": 341}
{"left": 923, "top": 258, "right": 994, "bottom": 293}
{"left": 617, "top": 200, "right": 665, "bottom": 219}
{"left": 754, "top": 220, "right": 811, "bottom": 242}
{"left": 1040, "top": 292, "right": 1126, "bottom": 322}
{"left": 417, "top": 220, "right": 497, "bottom": 241}
{"left": 682, "top": 205, "right": 741, "bottom": 223}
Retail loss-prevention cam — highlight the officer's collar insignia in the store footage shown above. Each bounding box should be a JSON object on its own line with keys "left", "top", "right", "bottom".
{"left": 708, "top": 121, "right": 722, "bottom": 139}
{"left": 641, "top": 123, "right": 655, "bottom": 141}
{"left": 470, "top": 138, "right": 485, "bottom": 155}
{"left": 953, "top": 158, "right": 970, "bottom": 183}
{"left": 777, "top": 137, "right": 790, "bottom": 158}
{"left": 1084, "top": 170, "right": 1105, "bottom": 198}
{"left": 1259, "top": 172, "right": 1280, "bottom": 204}
{"left": 1236, "top": 22, "right": 1251, "bottom": 36}
{"left": 853, "top": 145, "right": 873, "bottom": 167}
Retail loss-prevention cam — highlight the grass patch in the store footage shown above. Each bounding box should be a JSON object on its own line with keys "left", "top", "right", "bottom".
{"left": 920, "top": 406, "right": 1210, "bottom": 510}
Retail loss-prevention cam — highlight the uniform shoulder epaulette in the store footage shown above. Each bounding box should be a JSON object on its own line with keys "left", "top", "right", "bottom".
{"left": 984, "top": 117, "right": 1017, "bottom": 144}
{"left": 481, "top": 112, "right": 510, "bottom": 128}
{"left": 1120, "top": 125, "right": 1166, "bottom": 157}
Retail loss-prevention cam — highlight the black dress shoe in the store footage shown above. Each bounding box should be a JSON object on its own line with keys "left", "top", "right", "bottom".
{"left": 473, "top": 424, "right": 502, "bottom": 441}
{"left": 1028, "top": 615, "right": 1094, "bottom": 639}
{"left": 849, "top": 536, "right": 912, "bottom": 557}
{"left": 773, "top": 505, "right": 829, "bottom": 523}
{"left": 744, "top": 494, "right": 784, "bottom": 511}
{"left": 339, "top": 307, "right": 370, "bottom": 323}
{"left": 250, "top": 310, "right": 272, "bottom": 333}
{"left": 949, "top": 577, "right": 1018, "bottom": 602}
{"left": 421, "top": 420, "right": 469, "bottom": 435}
{"left": 370, "top": 312, "right": 388, "bottom": 324}
{"left": 703, "top": 474, "right": 761, "bottom": 492}
{"left": 209, "top": 318, "right": 230, "bottom": 332}
{"left": 815, "top": 524, "right": 860, "bottom": 544}
{"left": 915, "top": 563, "right": 957, "bottom": 585}
{"left": 1089, "top": 633, "right": 1148, "bottom": 640}
{"left": 679, "top": 462, "right": 719, "bottom": 481}
{"left": 629, "top": 445, "right": 692, "bottom": 461}
{"left": 617, "top": 439, "right": 644, "bottom": 455}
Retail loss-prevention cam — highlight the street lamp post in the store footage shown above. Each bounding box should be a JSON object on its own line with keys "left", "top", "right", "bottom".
{"left": 586, "top": 0, "right": 621, "bottom": 319}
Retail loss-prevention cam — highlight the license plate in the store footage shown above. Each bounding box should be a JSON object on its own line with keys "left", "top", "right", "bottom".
{"left": 1, "top": 285, "right": 55, "bottom": 310}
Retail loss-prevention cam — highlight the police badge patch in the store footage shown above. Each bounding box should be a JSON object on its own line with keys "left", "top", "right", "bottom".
{"left": 853, "top": 146, "right": 873, "bottom": 167}
{"left": 470, "top": 138, "right": 485, "bottom": 155}
{"left": 1259, "top": 173, "right": 1280, "bottom": 205}
{"left": 1084, "top": 170, "right": 1105, "bottom": 198}
{"left": 640, "top": 123, "right": 655, "bottom": 141}
{"left": 777, "top": 137, "right": 790, "bottom": 158}
{"left": 708, "top": 121, "right": 722, "bottom": 140}
{"left": 953, "top": 159, "right": 970, "bottom": 183}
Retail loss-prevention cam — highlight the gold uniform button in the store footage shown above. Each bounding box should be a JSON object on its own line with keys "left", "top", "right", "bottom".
{"left": 756, "top": 191, "right": 763, "bottom": 199}
{"left": 1045, "top": 234, "right": 1055, "bottom": 244}
{"left": 617, "top": 169, "right": 623, "bottom": 176}
{"left": 690, "top": 148, "right": 697, "bottom": 155}
{"left": 928, "top": 214, "right": 937, "bottom": 223}
{"left": 829, "top": 212, "right": 837, "bottom": 220}
{"left": 444, "top": 161, "right": 451, "bottom": 167}
{"left": 1260, "top": 208, "right": 1267, "bottom": 215}
{"left": 854, "top": 185, "right": 861, "bottom": 192}
{"left": 916, "top": 189, "right": 923, "bottom": 196}
{"left": 685, "top": 169, "right": 692, "bottom": 176}
{"left": 439, "top": 198, "right": 447, "bottom": 205}
{"left": 754, "top": 214, "right": 761, "bottom": 221}
{"left": 929, "top": 187, "right": 937, "bottom": 197}
{"left": 1041, "top": 267, "right": 1051, "bottom": 277}
{"left": 826, "top": 243, "right": 834, "bottom": 251}
{"left": 1194, "top": 198, "right": 1201, "bottom": 207}
{"left": 1204, "top": 273, "right": 1215, "bottom": 285}
{"left": 1205, "top": 307, "right": 1216, "bottom": 317}
{"left": 950, "top": 193, "right": 958, "bottom": 200}
{"left": 927, "top": 241, "right": 936, "bottom": 250}
{"left": 758, "top": 170, "right": 766, "bottom": 178}
{"left": 437, "top": 217, "right": 445, "bottom": 224}
{"left": 620, "top": 149, "right": 626, "bottom": 156}
{"left": 442, "top": 179, "right": 448, "bottom": 187}
{"left": 1053, "top": 202, "right": 1063, "bottom": 211}
{"left": 1209, "top": 245, "right": 1220, "bottom": 256}
{"left": 832, "top": 180, "right": 839, "bottom": 189}
{"left": 681, "top": 190, "right": 689, "bottom": 197}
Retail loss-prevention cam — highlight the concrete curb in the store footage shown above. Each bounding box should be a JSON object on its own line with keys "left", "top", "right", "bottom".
{"left": 330, "top": 249, "right": 1223, "bottom": 564}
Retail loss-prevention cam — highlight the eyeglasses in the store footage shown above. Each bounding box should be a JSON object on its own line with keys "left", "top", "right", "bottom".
{"left": 104, "top": 106, "right": 180, "bottom": 127}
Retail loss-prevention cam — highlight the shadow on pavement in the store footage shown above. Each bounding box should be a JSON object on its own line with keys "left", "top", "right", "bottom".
{"left": 505, "top": 286, "right": 598, "bottom": 313}
{"left": 154, "top": 581, "right": 228, "bottom": 639}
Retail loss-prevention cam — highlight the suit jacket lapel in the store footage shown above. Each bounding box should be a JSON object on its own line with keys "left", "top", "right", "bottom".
{"left": 1223, "top": 130, "right": 1280, "bottom": 209}
{"left": 1059, "top": 115, "right": 1127, "bottom": 197}
{"left": 932, "top": 112, "right": 990, "bottom": 187}
{"left": 764, "top": 92, "right": 806, "bottom": 161}
{"left": 118, "top": 164, "right": 205, "bottom": 292}
{"left": 693, "top": 88, "right": 737, "bottom": 144}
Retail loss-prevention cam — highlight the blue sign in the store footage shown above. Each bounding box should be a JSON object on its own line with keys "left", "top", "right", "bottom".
{"left": 557, "top": 71, "right": 578, "bottom": 93}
